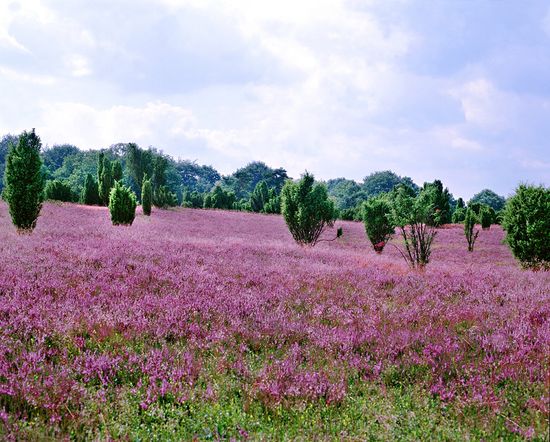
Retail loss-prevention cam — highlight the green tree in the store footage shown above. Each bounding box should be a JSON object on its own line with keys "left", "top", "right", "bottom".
{"left": 3, "top": 129, "right": 45, "bottom": 231}
{"left": 452, "top": 207, "right": 466, "bottom": 223}
{"left": 99, "top": 156, "right": 113, "bottom": 205}
{"left": 153, "top": 185, "right": 178, "bottom": 209}
{"left": 108, "top": 181, "right": 137, "bottom": 225}
{"left": 363, "top": 197, "right": 395, "bottom": 253}
{"left": 263, "top": 189, "right": 281, "bottom": 214}
{"left": 182, "top": 190, "right": 204, "bottom": 208}
{"left": 469, "top": 189, "right": 506, "bottom": 212}
{"left": 112, "top": 160, "right": 123, "bottom": 182}
{"left": 362, "top": 171, "right": 419, "bottom": 199}
{"left": 281, "top": 173, "right": 338, "bottom": 246}
{"left": 502, "top": 184, "right": 550, "bottom": 269}
{"left": 204, "top": 185, "right": 236, "bottom": 209}
{"left": 391, "top": 185, "right": 437, "bottom": 268}
{"left": 480, "top": 205, "right": 492, "bottom": 230}
{"left": 44, "top": 180, "right": 75, "bottom": 202}
{"left": 81, "top": 173, "right": 100, "bottom": 205}
{"left": 421, "top": 179, "right": 452, "bottom": 226}
{"left": 141, "top": 174, "right": 152, "bottom": 216}
{"left": 125, "top": 143, "right": 153, "bottom": 199}
{"left": 464, "top": 208, "right": 479, "bottom": 252}
{"left": 250, "top": 180, "right": 270, "bottom": 212}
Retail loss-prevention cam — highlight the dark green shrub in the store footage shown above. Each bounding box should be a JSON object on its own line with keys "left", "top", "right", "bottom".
{"left": 44, "top": 179, "right": 75, "bottom": 202}
{"left": 3, "top": 129, "right": 45, "bottom": 232}
{"left": 182, "top": 190, "right": 204, "bottom": 208}
{"left": 452, "top": 207, "right": 466, "bottom": 223}
{"left": 363, "top": 197, "right": 395, "bottom": 253}
{"left": 281, "top": 172, "right": 337, "bottom": 246}
{"left": 153, "top": 185, "right": 178, "bottom": 209}
{"left": 141, "top": 175, "right": 152, "bottom": 216}
{"left": 81, "top": 173, "right": 100, "bottom": 205}
{"left": 112, "top": 160, "right": 123, "bottom": 182}
{"left": 108, "top": 181, "right": 137, "bottom": 225}
{"left": 502, "top": 184, "right": 550, "bottom": 269}
{"left": 250, "top": 180, "right": 270, "bottom": 212}
{"left": 204, "top": 185, "right": 236, "bottom": 210}
{"left": 99, "top": 155, "right": 113, "bottom": 206}
{"left": 480, "top": 205, "right": 492, "bottom": 230}
{"left": 464, "top": 208, "right": 479, "bottom": 252}
{"left": 262, "top": 190, "right": 281, "bottom": 214}
{"left": 391, "top": 185, "right": 437, "bottom": 268}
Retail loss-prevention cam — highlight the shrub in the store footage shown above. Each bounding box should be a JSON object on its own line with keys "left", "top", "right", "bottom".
{"left": 262, "top": 190, "right": 281, "bottom": 214}
{"left": 204, "top": 185, "right": 236, "bottom": 210}
{"left": 182, "top": 190, "right": 204, "bottom": 208}
{"left": 250, "top": 181, "right": 270, "bottom": 212}
{"left": 81, "top": 173, "right": 100, "bottom": 205}
{"left": 44, "top": 179, "right": 75, "bottom": 202}
{"left": 141, "top": 175, "right": 152, "bottom": 216}
{"left": 363, "top": 197, "right": 395, "bottom": 253}
{"left": 99, "top": 155, "right": 113, "bottom": 206}
{"left": 281, "top": 172, "right": 337, "bottom": 246}
{"left": 112, "top": 160, "right": 123, "bottom": 182}
{"left": 452, "top": 207, "right": 466, "bottom": 223}
{"left": 153, "top": 185, "right": 178, "bottom": 208}
{"left": 3, "top": 129, "right": 45, "bottom": 232}
{"left": 480, "top": 205, "right": 492, "bottom": 230}
{"left": 108, "top": 181, "right": 137, "bottom": 225}
{"left": 502, "top": 184, "right": 550, "bottom": 269}
{"left": 391, "top": 185, "right": 437, "bottom": 268}
{"left": 464, "top": 208, "right": 479, "bottom": 252}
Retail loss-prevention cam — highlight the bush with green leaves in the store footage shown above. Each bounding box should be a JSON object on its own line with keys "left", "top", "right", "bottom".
{"left": 281, "top": 172, "right": 338, "bottom": 246}
{"left": 250, "top": 180, "right": 270, "bottom": 212}
{"left": 262, "top": 190, "right": 281, "bottom": 214}
{"left": 3, "top": 129, "right": 45, "bottom": 232}
{"left": 479, "top": 205, "right": 492, "bottom": 230}
{"left": 108, "top": 181, "right": 137, "bottom": 225}
{"left": 464, "top": 208, "right": 479, "bottom": 252}
{"left": 363, "top": 197, "right": 395, "bottom": 253}
{"left": 44, "top": 179, "right": 75, "bottom": 202}
{"left": 112, "top": 160, "right": 123, "bottom": 182}
{"left": 391, "top": 185, "right": 437, "bottom": 268}
{"left": 81, "top": 173, "right": 100, "bottom": 205}
{"left": 182, "top": 190, "right": 204, "bottom": 208}
{"left": 98, "top": 155, "right": 113, "bottom": 206}
{"left": 204, "top": 185, "right": 236, "bottom": 210}
{"left": 141, "top": 175, "right": 152, "bottom": 216}
{"left": 502, "top": 184, "right": 550, "bottom": 269}
{"left": 153, "top": 185, "right": 177, "bottom": 209}
{"left": 451, "top": 207, "right": 466, "bottom": 223}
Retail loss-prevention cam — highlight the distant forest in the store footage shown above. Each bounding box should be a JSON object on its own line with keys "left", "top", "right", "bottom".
{"left": 0, "top": 134, "right": 506, "bottom": 220}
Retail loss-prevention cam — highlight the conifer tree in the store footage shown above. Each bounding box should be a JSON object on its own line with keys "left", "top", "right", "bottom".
{"left": 99, "top": 156, "right": 113, "bottom": 205}
{"left": 109, "top": 181, "right": 137, "bottom": 225}
{"left": 141, "top": 174, "right": 152, "bottom": 216}
{"left": 81, "top": 173, "right": 100, "bottom": 205}
{"left": 3, "top": 129, "right": 45, "bottom": 232}
{"left": 112, "top": 160, "right": 123, "bottom": 182}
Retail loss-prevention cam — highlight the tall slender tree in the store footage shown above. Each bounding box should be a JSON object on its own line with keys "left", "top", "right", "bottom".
{"left": 3, "top": 129, "right": 45, "bottom": 232}
{"left": 99, "top": 156, "right": 113, "bottom": 205}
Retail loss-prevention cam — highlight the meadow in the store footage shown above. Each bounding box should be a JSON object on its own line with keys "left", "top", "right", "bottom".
{"left": 0, "top": 202, "right": 548, "bottom": 440}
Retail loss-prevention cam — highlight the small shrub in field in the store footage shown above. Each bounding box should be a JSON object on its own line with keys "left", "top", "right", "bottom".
{"left": 480, "top": 205, "right": 492, "bottom": 230}
{"left": 281, "top": 172, "right": 337, "bottom": 246}
{"left": 44, "top": 180, "right": 75, "bottom": 202}
{"left": 3, "top": 129, "right": 44, "bottom": 232}
{"left": 141, "top": 175, "right": 152, "bottom": 216}
{"left": 108, "top": 181, "right": 137, "bottom": 225}
{"left": 81, "top": 173, "right": 100, "bottom": 205}
{"left": 503, "top": 184, "right": 550, "bottom": 269}
{"left": 464, "top": 208, "right": 479, "bottom": 252}
{"left": 391, "top": 185, "right": 437, "bottom": 268}
{"left": 363, "top": 197, "right": 395, "bottom": 253}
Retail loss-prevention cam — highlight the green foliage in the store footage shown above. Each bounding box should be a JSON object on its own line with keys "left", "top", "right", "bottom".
{"left": 250, "top": 180, "right": 270, "bottom": 212}
{"left": 3, "top": 129, "right": 45, "bottom": 231}
{"left": 204, "top": 185, "right": 236, "bottom": 210}
{"left": 281, "top": 172, "right": 336, "bottom": 246}
{"left": 451, "top": 207, "right": 466, "bottom": 223}
{"left": 44, "top": 180, "right": 75, "bottom": 202}
{"left": 502, "top": 184, "right": 550, "bottom": 269}
{"left": 42, "top": 144, "right": 79, "bottom": 172}
{"left": 391, "top": 185, "right": 437, "bottom": 268}
{"left": 0, "top": 134, "right": 18, "bottom": 195}
{"left": 153, "top": 185, "right": 178, "bottom": 209}
{"left": 125, "top": 143, "right": 153, "bottom": 199}
{"left": 263, "top": 189, "right": 281, "bottom": 214}
{"left": 363, "top": 171, "right": 419, "bottom": 199}
{"left": 152, "top": 155, "right": 168, "bottom": 191}
{"left": 176, "top": 160, "right": 220, "bottom": 194}
{"left": 222, "top": 161, "right": 289, "bottom": 199}
{"left": 464, "top": 208, "right": 479, "bottom": 252}
{"left": 112, "top": 160, "right": 123, "bottom": 182}
{"left": 338, "top": 206, "right": 362, "bottom": 221}
{"left": 108, "top": 181, "right": 137, "bottom": 226}
{"left": 99, "top": 155, "right": 113, "bottom": 206}
{"left": 80, "top": 173, "right": 100, "bottom": 205}
{"left": 363, "top": 197, "right": 395, "bottom": 252}
{"left": 469, "top": 189, "right": 506, "bottom": 212}
{"left": 141, "top": 175, "right": 152, "bottom": 216}
{"left": 326, "top": 178, "right": 367, "bottom": 210}
{"left": 182, "top": 190, "right": 204, "bottom": 208}
{"left": 479, "top": 205, "right": 492, "bottom": 230}
{"left": 421, "top": 180, "right": 452, "bottom": 226}
{"left": 456, "top": 197, "right": 465, "bottom": 209}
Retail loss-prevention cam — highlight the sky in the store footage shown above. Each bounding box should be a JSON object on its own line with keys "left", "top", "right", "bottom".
{"left": 0, "top": 0, "right": 549, "bottom": 199}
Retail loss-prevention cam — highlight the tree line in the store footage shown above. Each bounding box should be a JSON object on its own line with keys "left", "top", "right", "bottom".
{"left": 1, "top": 130, "right": 548, "bottom": 269}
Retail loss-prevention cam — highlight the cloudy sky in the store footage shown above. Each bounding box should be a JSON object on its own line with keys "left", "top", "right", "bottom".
{"left": 1, "top": 0, "right": 549, "bottom": 199}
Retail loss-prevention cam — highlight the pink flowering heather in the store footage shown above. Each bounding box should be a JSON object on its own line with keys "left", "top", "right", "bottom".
{"left": 0, "top": 202, "right": 548, "bottom": 439}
